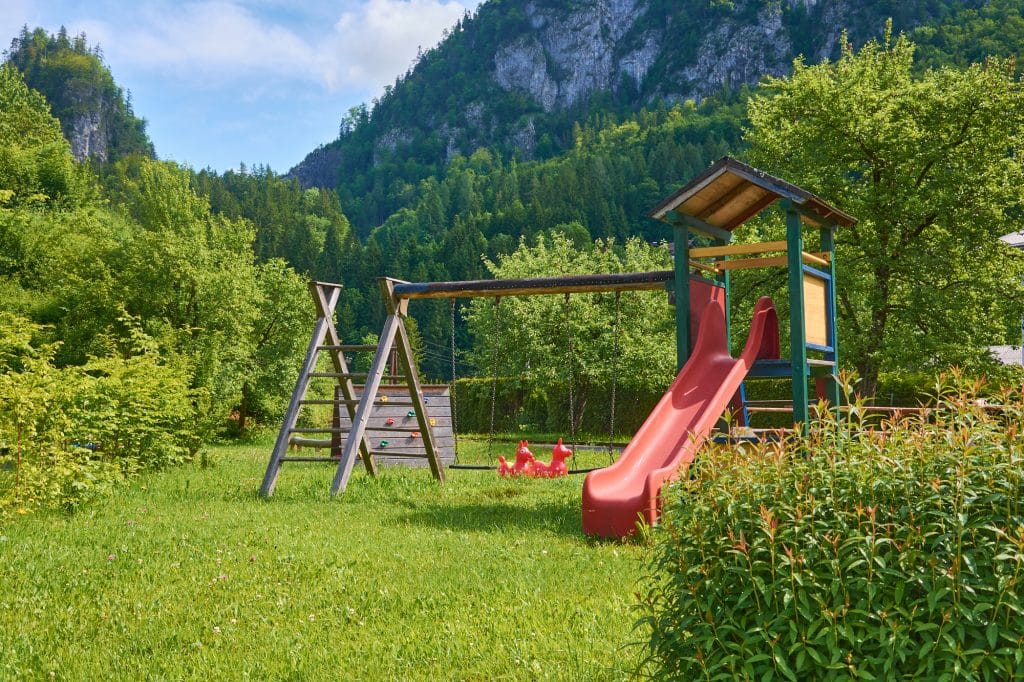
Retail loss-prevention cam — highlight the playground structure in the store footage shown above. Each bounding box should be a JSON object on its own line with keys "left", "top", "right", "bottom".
{"left": 261, "top": 156, "right": 855, "bottom": 539}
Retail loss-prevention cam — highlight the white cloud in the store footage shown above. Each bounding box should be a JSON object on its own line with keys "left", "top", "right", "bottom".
{"left": 323, "top": 0, "right": 471, "bottom": 91}
{"left": 0, "top": 0, "right": 40, "bottom": 51}
{"left": 106, "top": 2, "right": 317, "bottom": 82}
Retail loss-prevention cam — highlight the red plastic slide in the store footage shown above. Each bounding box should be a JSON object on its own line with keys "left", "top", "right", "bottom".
{"left": 581, "top": 296, "right": 780, "bottom": 538}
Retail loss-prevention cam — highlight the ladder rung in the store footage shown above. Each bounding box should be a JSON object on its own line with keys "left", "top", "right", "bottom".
{"left": 318, "top": 344, "right": 378, "bottom": 352}
{"left": 302, "top": 398, "right": 418, "bottom": 406}
{"left": 280, "top": 456, "right": 340, "bottom": 463}
{"left": 308, "top": 372, "right": 405, "bottom": 380}
{"left": 290, "top": 427, "right": 347, "bottom": 434}
{"left": 289, "top": 438, "right": 332, "bottom": 447}
{"left": 367, "top": 451, "right": 429, "bottom": 458}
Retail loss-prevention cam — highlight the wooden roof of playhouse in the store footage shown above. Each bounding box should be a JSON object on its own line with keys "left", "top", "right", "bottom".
{"left": 648, "top": 156, "right": 857, "bottom": 231}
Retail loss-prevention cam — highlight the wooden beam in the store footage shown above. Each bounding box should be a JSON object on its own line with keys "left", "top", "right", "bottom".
{"left": 331, "top": 314, "right": 401, "bottom": 495}
{"left": 690, "top": 240, "right": 788, "bottom": 259}
{"left": 696, "top": 179, "right": 751, "bottom": 220}
{"left": 722, "top": 193, "right": 778, "bottom": 230}
{"left": 801, "top": 251, "right": 830, "bottom": 268}
{"left": 665, "top": 210, "right": 734, "bottom": 243}
{"left": 390, "top": 270, "right": 675, "bottom": 300}
{"left": 714, "top": 252, "right": 831, "bottom": 271}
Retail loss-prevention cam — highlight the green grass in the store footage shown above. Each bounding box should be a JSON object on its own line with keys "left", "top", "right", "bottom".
{"left": 0, "top": 440, "right": 648, "bottom": 680}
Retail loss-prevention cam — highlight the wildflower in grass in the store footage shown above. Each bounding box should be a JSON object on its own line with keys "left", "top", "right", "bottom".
{"left": 107, "top": 553, "right": 116, "bottom": 561}
{"left": 212, "top": 626, "right": 221, "bottom": 634}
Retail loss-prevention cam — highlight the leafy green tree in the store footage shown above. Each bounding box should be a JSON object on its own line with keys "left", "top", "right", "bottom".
{"left": 464, "top": 232, "right": 675, "bottom": 431}
{"left": 0, "top": 63, "right": 88, "bottom": 207}
{"left": 746, "top": 27, "right": 1024, "bottom": 393}
{"left": 235, "top": 260, "right": 309, "bottom": 433}
{"left": 96, "top": 157, "right": 262, "bottom": 436}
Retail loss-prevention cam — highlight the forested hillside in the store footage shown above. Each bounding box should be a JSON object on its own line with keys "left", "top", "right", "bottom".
{"left": 0, "top": 62, "right": 308, "bottom": 514}
{"left": 291, "top": 0, "right": 1024, "bottom": 233}
{"left": 187, "top": 1, "right": 1024, "bottom": 385}
{"left": 4, "top": 27, "right": 153, "bottom": 162}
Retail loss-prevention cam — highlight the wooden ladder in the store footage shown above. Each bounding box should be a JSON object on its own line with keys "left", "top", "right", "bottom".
{"left": 259, "top": 280, "right": 444, "bottom": 498}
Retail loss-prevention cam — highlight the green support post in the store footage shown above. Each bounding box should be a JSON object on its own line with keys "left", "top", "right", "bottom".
{"left": 722, "top": 259, "right": 731, "bottom": 352}
{"left": 674, "top": 223, "right": 691, "bottom": 371}
{"left": 783, "top": 201, "right": 809, "bottom": 433}
{"left": 820, "top": 225, "right": 841, "bottom": 410}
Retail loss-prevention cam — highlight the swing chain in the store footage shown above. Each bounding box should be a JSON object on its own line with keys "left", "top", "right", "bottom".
{"left": 608, "top": 291, "right": 621, "bottom": 463}
{"left": 564, "top": 293, "right": 576, "bottom": 449}
{"left": 449, "top": 298, "right": 459, "bottom": 459}
{"left": 487, "top": 297, "right": 501, "bottom": 464}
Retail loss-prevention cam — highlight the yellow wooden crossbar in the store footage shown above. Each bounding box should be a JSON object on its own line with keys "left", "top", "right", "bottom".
{"left": 689, "top": 240, "right": 788, "bottom": 258}
{"left": 713, "top": 252, "right": 831, "bottom": 272}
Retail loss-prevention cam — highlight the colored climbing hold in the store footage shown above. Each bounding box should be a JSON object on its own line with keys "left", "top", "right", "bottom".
{"left": 424, "top": 398, "right": 430, "bottom": 403}
{"left": 411, "top": 431, "right": 420, "bottom": 438}
{"left": 385, "top": 418, "right": 395, "bottom": 426}
{"left": 406, "top": 410, "right": 415, "bottom": 417}
{"left": 379, "top": 440, "right": 389, "bottom": 448}
{"left": 429, "top": 418, "right": 436, "bottom": 427}
{"left": 380, "top": 395, "right": 389, "bottom": 403}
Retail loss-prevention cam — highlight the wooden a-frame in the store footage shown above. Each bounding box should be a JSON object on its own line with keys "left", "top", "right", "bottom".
{"left": 260, "top": 279, "right": 444, "bottom": 498}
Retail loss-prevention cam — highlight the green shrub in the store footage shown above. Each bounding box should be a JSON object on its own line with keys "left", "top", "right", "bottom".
{"left": 640, "top": 372, "right": 1024, "bottom": 680}
{"left": 0, "top": 314, "right": 195, "bottom": 516}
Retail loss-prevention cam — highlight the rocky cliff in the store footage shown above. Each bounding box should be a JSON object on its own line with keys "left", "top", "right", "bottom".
{"left": 4, "top": 27, "right": 154, "bottom": 164}
{"left": 289, "top": 0, "right": 985, "bottom": 190}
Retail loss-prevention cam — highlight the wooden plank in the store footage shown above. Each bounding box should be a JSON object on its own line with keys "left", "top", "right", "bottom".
{"left": 390, "top": 270, "right": 675, "bottom": 300}
{"left": 308, "top": 372, "right": 405, "bottom": 380}
{"left": 690, "top": 240, "right": 788, "bottom": 258}
{"left": 317, "top": 344, "right": 378, "bottom": 351}
{"left": 706, "top": 185, "right": 772, "bottom": 227}
{"left": 696, "top": 176, "right": 749, "bottom": 220}
{"left": 666, "top": 210, "right": 734, "bottom": 242}
{"left": 280, "top": 456, "right": 340, "bottom": 463}
{"left": 260, "top": 285, "right": 340, "bottom": 498}
{"left": 801, "top": 251, "right": 830, "bottom": 267}
{"left": 331, "top": 314, "right": 401, "bottom": 495}
{"left": 715, "top": 255, "right": 789, "bottom": 271}
{"left": 722, "top": 192, "right": 779, "bottom": 231}
{"left": 714, "top": 252, "right": 831, "bottom": 271}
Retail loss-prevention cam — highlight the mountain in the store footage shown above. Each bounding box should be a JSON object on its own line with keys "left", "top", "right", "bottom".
{"left": 288, "top": 0, "right": 1006, "bottom": 227}
{"left": 4, "top": 26, "right": 154, "bottom": 162}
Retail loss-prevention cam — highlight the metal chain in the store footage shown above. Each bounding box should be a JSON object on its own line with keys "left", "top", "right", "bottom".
{"left": 487, "top": 297, "right": 501, "bottom": 465}
{"left": 608, "top": 291, "right": 621, "bottom": 464}
{"left": 449, "top": 298, "right": 459, "bottom": 461}
{"left": 564, "top": 293, "right": 576, "bottom": 449}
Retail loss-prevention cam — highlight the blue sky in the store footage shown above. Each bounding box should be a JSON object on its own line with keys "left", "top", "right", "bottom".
{"left": 1, "top": 1, "right": 483, "bottom": 172}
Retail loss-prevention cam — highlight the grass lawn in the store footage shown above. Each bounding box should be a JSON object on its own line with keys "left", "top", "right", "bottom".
{"left": 0, "top": 438, "right": 649, "bottom": 680}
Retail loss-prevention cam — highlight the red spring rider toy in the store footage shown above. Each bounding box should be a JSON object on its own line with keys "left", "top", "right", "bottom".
{"left": 498, "top": 440, "right": 535, "bottom": 477}
{"left": 533, "top": 438, "right": 573, "bottom": 478}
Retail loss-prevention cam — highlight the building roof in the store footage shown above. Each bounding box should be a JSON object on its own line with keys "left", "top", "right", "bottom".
{"left": 1000, "top": 232, "right": 1024, "bottom": 249}
{"left": 989, "top": 345, "right": 1023, "bottom": 366}
{"left": 648, "top": 156, "right": 857, "bottom": 231}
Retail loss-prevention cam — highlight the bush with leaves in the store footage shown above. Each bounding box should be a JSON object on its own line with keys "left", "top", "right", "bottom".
{"left": 640, "top": 371, "right": 1024, "bottom": 679}
{"left": 0, "top": 314, "right": 194, "bottom": 516}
